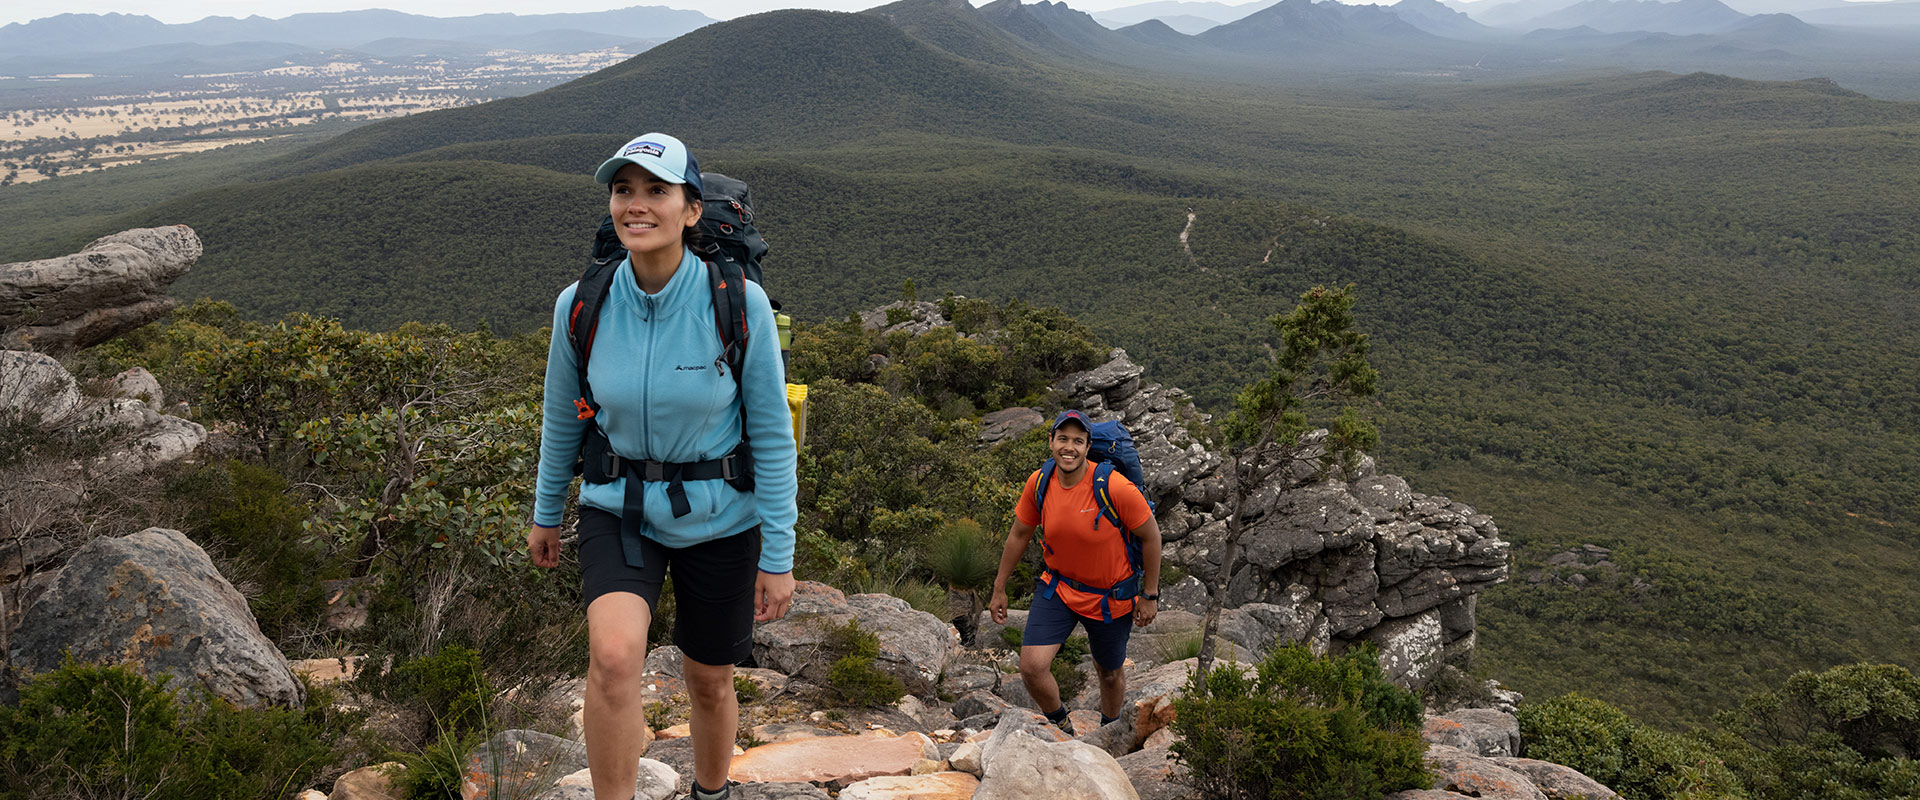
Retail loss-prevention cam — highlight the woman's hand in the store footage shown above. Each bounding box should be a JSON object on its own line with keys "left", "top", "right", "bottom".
{"left": 989, "top": 588, "right": 1010, "bottom": 625}
{"left": 528, "top": 524, "right": 561, "bottom": 568}
{"left": 755, "top": 570, "right": 796, "bottom": 621}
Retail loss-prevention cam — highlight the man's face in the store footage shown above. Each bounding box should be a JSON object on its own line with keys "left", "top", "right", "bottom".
{"left": 1050, "top": 423, "right": 1090, "bottom": 475}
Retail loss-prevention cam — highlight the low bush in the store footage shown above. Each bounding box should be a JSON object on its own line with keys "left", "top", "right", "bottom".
{"left": 1520, "top": 692, "right": 1743, "bottom": 800}
{"left": 0, "top": 660, "right": 349, "bottom": 800}
{"left": 826, "top": 620, "right": 906, "bottom": 708}
{"left": 1172, "top": 645, "right": 1428, "bottom": 800}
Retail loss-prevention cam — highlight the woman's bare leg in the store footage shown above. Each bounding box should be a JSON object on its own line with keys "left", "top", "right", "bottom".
{"left": 683, "top": 654, "right": 739, "bottom": 793}
{"left": 585, "top": 592, "right": 652, "bottom": 800}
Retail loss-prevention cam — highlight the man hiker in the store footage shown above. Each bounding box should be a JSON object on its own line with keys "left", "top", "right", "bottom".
{"left": 988, "top": 409, "right": 1163, "bottom": 734}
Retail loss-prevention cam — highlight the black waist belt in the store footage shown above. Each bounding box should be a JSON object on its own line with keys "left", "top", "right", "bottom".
{"left": 587, "top": 439, "right": 755, "bottom": 569}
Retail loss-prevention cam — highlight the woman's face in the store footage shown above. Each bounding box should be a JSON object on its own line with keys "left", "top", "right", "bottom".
{"left": 609, "top": 163, "right": 701, "bottom": 257}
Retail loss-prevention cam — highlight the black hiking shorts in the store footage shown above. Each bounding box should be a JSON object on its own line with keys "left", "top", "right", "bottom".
{"left": 576, "top": 505, "right": 762, "bottom": 666}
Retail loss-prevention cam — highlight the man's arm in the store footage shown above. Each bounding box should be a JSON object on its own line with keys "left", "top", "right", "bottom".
{"left": 988, "top": 519, "right": 1038, "bottom": 624}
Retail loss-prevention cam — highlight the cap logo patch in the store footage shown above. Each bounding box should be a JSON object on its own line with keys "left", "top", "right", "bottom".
{"left": 624, "top": 141, "right": 666, "bottom": 158}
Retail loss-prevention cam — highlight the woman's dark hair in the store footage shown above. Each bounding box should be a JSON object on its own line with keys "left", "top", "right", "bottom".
{"left": 681, "top": 184, "right": 705, "bottom": 252}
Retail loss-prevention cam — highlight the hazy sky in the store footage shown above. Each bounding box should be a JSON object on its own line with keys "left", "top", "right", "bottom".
{"left": 0, "top": 0, "right": 1186, "bottom": 28}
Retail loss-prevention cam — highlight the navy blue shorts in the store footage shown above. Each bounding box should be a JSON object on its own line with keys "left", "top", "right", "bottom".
{"left": 1021, "top": 583, "right": 1133, "bottom": 671}
{"left": 576, "top": 505, "right": 761, "bottom": 667}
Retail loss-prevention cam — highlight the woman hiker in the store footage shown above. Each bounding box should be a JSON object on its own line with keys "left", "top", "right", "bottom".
{"left": 988, "top": 409, "right": 1162, "bottom": 735}
{"left": 527, "top": 132, "right": 797, "bottom": 800}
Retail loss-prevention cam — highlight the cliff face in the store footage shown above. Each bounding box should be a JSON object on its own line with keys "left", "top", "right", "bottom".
{"left": 865, "top": 298, "right": 1512, "bottom": 689}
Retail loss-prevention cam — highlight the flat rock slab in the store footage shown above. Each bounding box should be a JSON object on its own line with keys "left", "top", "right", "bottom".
{"left": 839, "top": 771, "right": 980, "bottom": 800}
{"left": 729, "top": 733, "right": 935, "bottom": 785}
{"left": 1421, "top": 745, "right": 1547, "bottom": 800}
{"left": 1491, "top": 757, "right": 1621, "bottom": 800}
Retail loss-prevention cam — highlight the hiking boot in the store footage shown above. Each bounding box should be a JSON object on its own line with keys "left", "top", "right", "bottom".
{"left": 685, "top": 780, "right": 735, "bottom": 800}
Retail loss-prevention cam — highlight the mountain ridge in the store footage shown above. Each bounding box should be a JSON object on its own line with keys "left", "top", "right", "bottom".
{"left": 0, "top": 6, "right": 715, "bottom": 55}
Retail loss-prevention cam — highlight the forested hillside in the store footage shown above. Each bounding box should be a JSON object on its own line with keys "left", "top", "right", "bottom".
{"left": 2, "top": 0, "right": 1915, "bottom": 728}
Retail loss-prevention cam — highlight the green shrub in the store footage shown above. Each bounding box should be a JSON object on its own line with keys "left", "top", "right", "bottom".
{"left": 1518, "top": 692, "right": 1636, "bottom": 783}
{"left": 1172, "top": 645, "right": 1427, "bottom": 800}
{"left": 734, "top": 674, "right": 763, "bottom": 704}
{"left": 1702, "top": 662, "right": 1920, "bottom": 800}
{"left": 1521, "top": 692, "right": 1744, "bottom": 800}
{"left": 0, "top": 660, "right": 345, "bottom": 800}
{"left": 394, "top": 729, "right": 483, "bottom": 800}
{"left": 826, "top": 620, "right": 906, "bottom": 708}
{"left": 383, "top": 644, "right": 493, "bottom": 739}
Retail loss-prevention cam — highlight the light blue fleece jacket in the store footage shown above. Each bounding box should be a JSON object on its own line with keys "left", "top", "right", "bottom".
{"left": 533, "top": 248, "right": 797, "bottom": 574}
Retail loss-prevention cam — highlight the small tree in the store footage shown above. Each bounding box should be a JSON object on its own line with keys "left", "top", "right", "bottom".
{"left": 1197, "top": 285, "right": 1379, "bottom": 681}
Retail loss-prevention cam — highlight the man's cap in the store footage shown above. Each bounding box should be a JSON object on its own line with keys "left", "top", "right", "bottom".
{"left": 1051, "top": 409, "right": 1092, "bottom": 434}
{"left": 594, "top": 132, "right": 703, "bottom": 197}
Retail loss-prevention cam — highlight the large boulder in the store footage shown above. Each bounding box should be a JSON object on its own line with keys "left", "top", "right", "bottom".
{"left": 753, "top": 582, "right": 958, "bottom": 696}
{"left": 8, "top": 527, "right": 304, "bottom": 708}
{"left": 1115, "top": 746, "right": 1188, "bottom": 800}
{"left": 1433, "top": 708, "right": 1521, "bottom": 758}
{"left": 0, "top": 350, "right": 80, "bottom": 424}
{"left": 972, "top": 727, "right": 1139, "bottom": 800}
{"left": 329, "top": 763, "right": 405, "bottom": 800}
{"left": 0, "top": 226, "right": 201, "bottom": 355}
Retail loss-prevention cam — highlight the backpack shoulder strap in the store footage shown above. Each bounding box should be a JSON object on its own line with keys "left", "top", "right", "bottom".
{"left": 1035, "top": 459, "right": 1057, "bottom": 515}
{"left": 707, "top": 259, "right": 750, "bottom": 386}
{"left": 567, "top": 253, "right": 623, "bottom": 417}
{"left": 1091, "top": 462, "right": 1144, "bottom": 577}
{"left": 1090, "top": 462, "right": 1122, "bottom": 532}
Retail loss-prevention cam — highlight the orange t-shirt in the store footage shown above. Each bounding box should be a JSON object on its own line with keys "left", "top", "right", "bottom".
{"left": 1015, "top": 466, "right": 1154, "bottom": 619}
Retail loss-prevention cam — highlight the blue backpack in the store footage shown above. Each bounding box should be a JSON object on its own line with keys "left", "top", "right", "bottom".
{"left": 1033, "top": 419, "right": 1154, "bottom": 621}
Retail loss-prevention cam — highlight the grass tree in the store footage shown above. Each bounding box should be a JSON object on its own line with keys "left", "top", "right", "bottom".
{"left": 1197, "top": 284, "right": 1379, "bottom": 681}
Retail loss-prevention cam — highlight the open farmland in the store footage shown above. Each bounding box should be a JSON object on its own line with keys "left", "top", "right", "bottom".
{"left": 0, "top": 47, "right": 641, "bottom": 185}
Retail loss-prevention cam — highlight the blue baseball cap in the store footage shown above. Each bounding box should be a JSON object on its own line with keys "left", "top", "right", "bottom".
{"left": 594, "top": 132, "right": 703, "bottom": 197}
{"left": 1051, "top": 409, "right": 1092, "bottom": 434}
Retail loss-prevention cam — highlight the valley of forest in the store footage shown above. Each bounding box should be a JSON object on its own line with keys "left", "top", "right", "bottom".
{"left": 2, "top": 0, "right": 1917, "bottom": 733}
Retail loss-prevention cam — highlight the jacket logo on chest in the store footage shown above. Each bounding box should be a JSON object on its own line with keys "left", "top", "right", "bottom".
{"left": 674, "top": 364, "right": 709, "bottom": 372}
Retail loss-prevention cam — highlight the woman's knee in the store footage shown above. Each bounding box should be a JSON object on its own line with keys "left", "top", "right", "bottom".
{"left": 682, "top": 658, "right": 736, "bottom": 706}
{"left": 588, "top": 633, "right": 647, "bottom": 688}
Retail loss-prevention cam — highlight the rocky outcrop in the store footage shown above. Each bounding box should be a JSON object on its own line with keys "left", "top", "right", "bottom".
{"left": 753, "top": 582, "right": 959, "bottom": 696}
{"left": 0, "top": 350, "right": 206, "bottom": 478}
{"left": 1036, "top": 348, "right": 1510, "bottom": 689}
{"left": 0, "top": 226, "right": 200, "bottom": 355}
{"left": 7, "top": 527, "right": 304, "bottom": 708}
